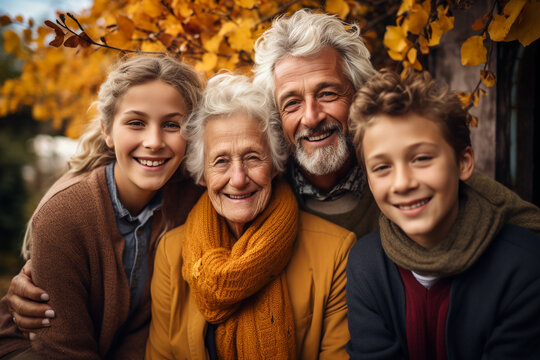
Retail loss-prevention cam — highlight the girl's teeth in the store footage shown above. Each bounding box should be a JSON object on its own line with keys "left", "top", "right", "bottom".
{"left": 140, "top": 159, "right": 165, "bottom": 167}
{"left": 398, "top": 198, "right": 429, "bottom": 210}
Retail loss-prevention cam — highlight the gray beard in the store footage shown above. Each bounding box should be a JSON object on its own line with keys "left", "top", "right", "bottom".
{"left": 294, "top": 130, "right": 350, "bottom": 176}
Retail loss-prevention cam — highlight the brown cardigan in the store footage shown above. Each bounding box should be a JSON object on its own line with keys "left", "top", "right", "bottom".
{"left": 0, "top": 166, "right": 202, "bottom": 359}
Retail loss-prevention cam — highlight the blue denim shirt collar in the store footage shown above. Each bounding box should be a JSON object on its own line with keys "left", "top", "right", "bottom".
{"left": 105, "top": 162, "right": 163, "bottom": 222}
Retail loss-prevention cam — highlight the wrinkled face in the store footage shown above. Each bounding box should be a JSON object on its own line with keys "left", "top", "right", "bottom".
{"left": 201, "top": 113, "right": 275, "bottom": 238}
{"left": 362, "top": 113, "right": 474, "bottom": 249}
{"left": 273, "top": 47, "right": 354, "bottom": 176}
{"left": 103, "top": 80, "right": 188, "bottom": 212}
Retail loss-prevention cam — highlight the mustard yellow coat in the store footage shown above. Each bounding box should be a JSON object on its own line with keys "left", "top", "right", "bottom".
{"left": 145, "top": 211, "right": 355, "bottom": 359}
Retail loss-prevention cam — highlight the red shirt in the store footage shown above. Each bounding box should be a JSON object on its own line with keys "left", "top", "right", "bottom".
{"left": 398, "top": 267, "right": 452, "bottom": 360}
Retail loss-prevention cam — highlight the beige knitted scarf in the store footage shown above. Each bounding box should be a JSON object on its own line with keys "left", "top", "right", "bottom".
{"left": 380, "top": 182, "right": 505, "bottom": 277}
{"left": 182, "top": 179, "right": 298, "bottom": 359}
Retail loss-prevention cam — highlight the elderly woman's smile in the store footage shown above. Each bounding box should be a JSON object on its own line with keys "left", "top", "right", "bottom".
{"left": 200, "top": 113, "right": 275, "bottom": 238}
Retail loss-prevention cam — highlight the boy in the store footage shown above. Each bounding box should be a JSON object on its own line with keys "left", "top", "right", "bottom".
{"left": 346, "top": 70, "right": 540, "bottom": 359}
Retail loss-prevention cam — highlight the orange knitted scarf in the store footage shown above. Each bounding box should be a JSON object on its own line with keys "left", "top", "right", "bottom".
{"left": 182, "top": 179, "right": 298, "bottom": 359}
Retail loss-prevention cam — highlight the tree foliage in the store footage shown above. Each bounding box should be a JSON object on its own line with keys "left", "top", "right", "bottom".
{"left": 1, "top": 0, "right": 539, "bottom": 136}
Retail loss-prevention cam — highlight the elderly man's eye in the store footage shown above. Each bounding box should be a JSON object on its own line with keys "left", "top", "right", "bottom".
{"left": 319, "top": 91, "right": 338, "bottom": 101}
{"left": 282, "top": 99, "right": 300, "bottom": 112}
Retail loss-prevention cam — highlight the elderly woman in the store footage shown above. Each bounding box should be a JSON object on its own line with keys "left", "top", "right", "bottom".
{"left": 145, "top": 73, "right": 356, "bottom": 359}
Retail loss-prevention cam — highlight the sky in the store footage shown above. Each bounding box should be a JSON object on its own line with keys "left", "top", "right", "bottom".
{"left": 0, "top": 0, "right": 92, "bottom": 22}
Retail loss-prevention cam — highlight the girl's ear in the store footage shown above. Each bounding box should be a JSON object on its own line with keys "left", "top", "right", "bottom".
{"left": 458, "top": 146, "right": 475, "bottom": 181}
{"left": 101, "top": 122, "right": 114, "bottom": 149}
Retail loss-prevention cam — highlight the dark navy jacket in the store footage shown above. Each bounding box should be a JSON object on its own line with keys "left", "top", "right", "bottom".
{"left": 346, "top": 224, "right": 540, "bottom": 359}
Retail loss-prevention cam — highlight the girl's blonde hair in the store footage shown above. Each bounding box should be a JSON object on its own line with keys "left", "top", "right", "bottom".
{"left": 22, "top": 54, "right": 203, "bottom": 259}
{"left": 69, "top": 54, "right": 203, "bottom": 174}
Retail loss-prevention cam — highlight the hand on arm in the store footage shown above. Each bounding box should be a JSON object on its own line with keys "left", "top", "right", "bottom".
{"left": 6, "top": 260, "right": 55, "bottom": 335}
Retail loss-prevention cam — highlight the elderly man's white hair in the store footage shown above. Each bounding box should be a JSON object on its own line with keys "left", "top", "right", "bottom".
{"left": 252, "top": 9, "right": 376, "bottom": 102}
{"left": 184, "top": 72, "right": 289, "bottom": 184}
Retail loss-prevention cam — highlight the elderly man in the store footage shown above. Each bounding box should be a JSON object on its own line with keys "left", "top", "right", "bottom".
{"left": 252, "top": 9, "right": 540, "bottom": 239}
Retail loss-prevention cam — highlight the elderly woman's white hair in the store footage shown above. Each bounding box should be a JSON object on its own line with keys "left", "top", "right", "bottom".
{"left": 253, "top": 9, "right": 376, "bottom": 102}
{"left": 184, "top": 72, "right": 289, "bottom": 184}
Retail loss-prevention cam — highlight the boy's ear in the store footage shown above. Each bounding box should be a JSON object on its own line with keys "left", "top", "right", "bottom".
{"left": 101, "top": 122, "right": 114, "bottom": 149}
{"left": 458, "top": 146, "right": 475, "bottom": 181}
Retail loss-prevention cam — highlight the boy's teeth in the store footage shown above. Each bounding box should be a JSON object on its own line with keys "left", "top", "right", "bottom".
{"left": 140, "top": 159, "right": 165, "bottom": 167}
{"left": 398, "top": 198, "right": 429, "bottom": 210}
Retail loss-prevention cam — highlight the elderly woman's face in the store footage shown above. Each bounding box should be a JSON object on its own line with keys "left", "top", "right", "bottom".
{"left": 201, "top": 113, "right": 275, "bottom": 238}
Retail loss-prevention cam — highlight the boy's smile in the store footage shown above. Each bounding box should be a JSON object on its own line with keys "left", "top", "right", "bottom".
{"left": 362, "top": 113, "right": 474, "bottom": 249}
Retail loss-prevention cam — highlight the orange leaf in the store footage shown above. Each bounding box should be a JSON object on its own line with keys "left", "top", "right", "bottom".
{"left": 44, "top": 20, "right": 65, "bottom": 47}
{"left": 0, "top": 15, "right": 12, "bottom": 26}
{"left": 79, "top": 32, "right": 92, "bottom": 48}
{"left": 480, "top": 70, "right": 496, "bottom": 87}
{"left": 460, "top": 35, "right": 486, "bottom": 66}
{"left": 467, "top": 114, "right": 478, "bottom": 127}
{"left": 158, "top": 33, "right": 173, "bottom": 47}
{"left": 64, "top": 35, "right": 80, "bottom": 48}
{"left": 418, "top": 35, "right": 429, "bottom": 54}
{"left": 471, "top": 17, "right": 485, "bottom": 31}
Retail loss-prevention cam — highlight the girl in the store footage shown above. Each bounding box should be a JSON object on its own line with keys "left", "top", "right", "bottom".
{"left": 0, "top": 55, "right": 203, "bottom": 359}
{"left": 346, "top": 70, "right": 540, "bottom": 359}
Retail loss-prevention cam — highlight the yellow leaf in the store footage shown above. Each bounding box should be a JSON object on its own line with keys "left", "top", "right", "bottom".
{"left": 143, "top": 0, "right": 163, "bottom": 18}
{"left": 436, "top": 5, "right": 454, "bottom": 32}
{"left": 428, "top": 21, "right": 443, "bottom": 46}
{"left": 461, "top": 35, "right": 486, "bottom": 66}
{"left": 235, "top": 0, "right": 257, "bottom": 9}
{"left": 456, "top": 91, "right": 471, "bottom": 108}
{"left": 488, "top": 0, "right": 527, "bottom": 41}
{"left": 404, "top": 3, "right": 429, "bottom": 35}
{"left": 480, "top": 70, "right": 496, "bottom": 88}
{"left": 325, "top": 0, "right": 350, "bottom": 19}
{"left": 407, "top": 47, "right": 417, "bottom": 64}
{"left": 388, "top": 49, "right": 405, "bottom": 61}
{"left": 504, "top": 1, "right": 540, "bottom": 46}
{"left": 195, "top": 52, "right": 218, "bottom": 73}
{"left": 228, "top": 19, "right": 255, "bottom": 52}
{"left": 172, "top": 0, "right": 194, "bottom": 18}
{"left": 397, "top": 0, "right": 413, "bottom": 16}
{"left": 140, "top": 40, "right": 166, "bottom": 52}
{"left": 384, "top": 25, "right": 409, "bottom": 53}
{"left": 15, "top": 15, "right": 23, "bottom": 23}
{"left": 203, "top": 34, "right": 223, "bottom": 53}
{"left": 468, "top": 114, "right": 478, "bottom": 127}
{"left": 3, "top": 30, "right": 20, "bottom": 54}
{"left": 218, "top": 21, "right": 238, "bottom": 37}
{"left": 23, "top": 28, "right": 32, "bottom": 43}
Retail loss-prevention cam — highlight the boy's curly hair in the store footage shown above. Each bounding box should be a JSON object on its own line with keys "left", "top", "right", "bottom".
{"left": 349, "top": 69, "right": 471, "bottom": 165}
